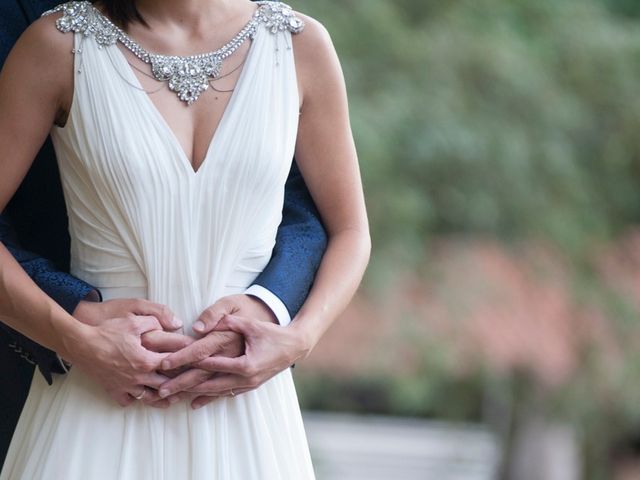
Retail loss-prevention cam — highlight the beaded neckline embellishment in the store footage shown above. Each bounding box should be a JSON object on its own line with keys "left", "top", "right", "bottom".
{"left": 42, "top": 1, "right": 304, "bottom": 105}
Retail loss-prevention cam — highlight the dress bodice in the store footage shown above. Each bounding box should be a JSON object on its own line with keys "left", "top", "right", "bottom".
{"left": 45, "top": 1, "right": 303, "bottom": 328}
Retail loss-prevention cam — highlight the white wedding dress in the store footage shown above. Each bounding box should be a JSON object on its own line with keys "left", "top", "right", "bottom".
{"left": 0, "top": 1, "right": 315, "bottom": 479}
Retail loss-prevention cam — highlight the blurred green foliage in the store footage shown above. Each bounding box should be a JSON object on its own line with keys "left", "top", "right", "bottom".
{"left": 294, "top": 0, "right": 640, "bottom": 268}
{"left": 290, "top": 0, "right": 640, "bottom": 477}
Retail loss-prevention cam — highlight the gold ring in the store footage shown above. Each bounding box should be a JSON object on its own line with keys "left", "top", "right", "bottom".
{"left": 133, "top": 389, "right": 146, "bottom": 400}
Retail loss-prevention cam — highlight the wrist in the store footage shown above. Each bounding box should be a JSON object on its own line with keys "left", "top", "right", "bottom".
{"left": 82, "top": 289, "right": 101, "bottom": 303}
{"left": 244, "top": 294, "right": 279, "bottom": 324}
{"left": 72, "top": 292, "right": 103, "bottom": 326}
{"left": 286, "top": 316, "right": 318, "bottom": 361}
{"left": 55, "top": 320, "right": 94, "bottom": 365}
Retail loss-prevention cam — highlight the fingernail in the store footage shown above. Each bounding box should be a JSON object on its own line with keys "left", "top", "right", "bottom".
{"left": 161, "top": 360, "right": 171, "bottom": 370}
{"left": 193, "top": 402, "right": 203, "bottom": 410}
{"left": 193, "top": 321, "right": 205, "bottom": 332}
{"left": 159, "top": 388, "right": 170, "bottom": 398}
{"left": 168, "top": 396, "right": 179, "bottom": 404}
{"left": 172, "top": 316, "right": 183, "bottom": 328}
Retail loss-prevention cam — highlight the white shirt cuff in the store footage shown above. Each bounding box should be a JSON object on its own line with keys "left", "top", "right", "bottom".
{"left": 244, "top": 285, "right": 292, "bottom": 327}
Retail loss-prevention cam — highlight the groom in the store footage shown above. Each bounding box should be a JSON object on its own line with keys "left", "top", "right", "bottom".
{"left": 0, "top": 0, "right": 326, "bottom": 466}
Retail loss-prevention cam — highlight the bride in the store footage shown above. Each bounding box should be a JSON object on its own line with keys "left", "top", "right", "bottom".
{"left": 0, "top": 0, "right": 370, "bottom": 478}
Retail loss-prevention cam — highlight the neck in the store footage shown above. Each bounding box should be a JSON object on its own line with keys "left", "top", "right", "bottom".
{"left": 134, "top": 0, "right": 245, "bottom": 30}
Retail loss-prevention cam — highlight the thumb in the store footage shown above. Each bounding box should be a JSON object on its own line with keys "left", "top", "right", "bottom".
{"left": 133, "top": 300, "right": 183, "bottom": 331}
{"left": 215, "top": 314, "right": 257, "bottom": 336}
{"left": 128, "top": 314, "right": 163, "bottom": 336}
{"left": 142, "top": 331, "right": 194, "bottom": 353}
{"left": 193, "top": 301, "right": 233, "bottom": 335}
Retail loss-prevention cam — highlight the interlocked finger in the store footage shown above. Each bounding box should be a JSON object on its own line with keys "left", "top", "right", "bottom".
{"left": 191, "top": 388, "right": 253, "bottom": 409}
{"left": 142, "top": 331, "right": 194, "bottom": 353}
{"left": 144, "top": 391, "right": 187, "bottom": 408}
{"left": 160, "top": 334, "right": 237, "bottom": 371}
{"left": 138, "top": 372, "right": 172, "bottom": 390}
{"left": 131, "top": 388, "right": 147, "bottom": 400}
{"left": 158, "top": 369, "right": 212, "bottom": 399}
{"left": 184, "top": 373, "right": 257, "bottom": 396}
{"left": 129, "top": 315, "right": 163, "bottom": 336}
{"left": 132, "top": 300, "right": 182, "bottom": 331}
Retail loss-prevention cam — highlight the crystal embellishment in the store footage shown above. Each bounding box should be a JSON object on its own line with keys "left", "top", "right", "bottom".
{"left": 42, "top": 0, "right": 305, "bottom": 105}
{"left": 148, "top": 54, "right": 223, "bottom": 104}
{"left": 255, "top": 2, "right": 305, "bottom": 34}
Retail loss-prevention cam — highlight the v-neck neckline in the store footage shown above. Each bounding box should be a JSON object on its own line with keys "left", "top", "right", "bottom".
{"left": 100, "top": 6, "right": 262, "bottom": 176}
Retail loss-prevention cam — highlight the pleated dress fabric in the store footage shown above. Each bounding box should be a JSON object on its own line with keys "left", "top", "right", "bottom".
{"left": 0, "top": 11, "right": 315, "bottom": 480}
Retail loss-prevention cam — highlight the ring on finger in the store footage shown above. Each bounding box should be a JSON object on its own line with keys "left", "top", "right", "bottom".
{"left": 132, "top": 389, "right": 146, "bottom": 400}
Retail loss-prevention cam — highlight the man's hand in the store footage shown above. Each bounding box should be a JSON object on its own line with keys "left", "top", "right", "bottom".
{"left": 155, "top": 294, "right": 277, "bottom": 407}
{"left": 155, "top": 330, "right": 243, "bottom": 402}
{"left": 160, "top": 314, "right": 310, "bottom": 409}
{"left": 191, "top": 294, "right": 277, "bottom": 335}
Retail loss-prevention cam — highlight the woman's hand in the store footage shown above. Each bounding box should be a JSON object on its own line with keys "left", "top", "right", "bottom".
{"left": 148, "top": 329, "right": 244, "bottom": 408}
{"left": 155, "top": 294, "right": 286, "bottom": 408}
{"left": 73, "top": 297, "right": 183, "bottom": 330}
{"left": 160, "top": 314, "right": 310, "bottom": 409}
{"left": 66, "top": 314, "right": 172, "bottom": 407}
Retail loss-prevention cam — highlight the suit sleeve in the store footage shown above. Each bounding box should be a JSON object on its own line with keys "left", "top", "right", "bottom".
{"left": 0, "top": 214, "right": 97, "bottom": 384}
{"left": 251, "top": 160, "right": 328, "bottom": 319}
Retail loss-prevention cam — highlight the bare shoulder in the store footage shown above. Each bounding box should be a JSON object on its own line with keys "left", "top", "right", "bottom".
{"left": 291, "top": 12, "right": 332, "bottom": 49}
{"left": 2, "top": 12, "right": 76, "bottom": 123}
{"left": 9, "top": 12, "right": 74, "bottom": 72}
{"left": 290, "top": 12, "right": 337, "bottom": 68}
{"left": 289, "top": 11, "right": 345, "bottom": 104}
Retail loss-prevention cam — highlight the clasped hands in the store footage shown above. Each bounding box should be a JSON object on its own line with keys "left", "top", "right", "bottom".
{"left": 70, "top": 294, "right": 310, "bottom": 410}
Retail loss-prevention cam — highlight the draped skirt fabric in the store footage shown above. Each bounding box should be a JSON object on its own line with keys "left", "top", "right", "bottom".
{"left": 3, "top": 356, "right": 313, "bottom": 479}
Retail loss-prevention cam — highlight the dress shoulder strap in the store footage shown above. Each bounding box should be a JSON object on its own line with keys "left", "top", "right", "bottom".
{"left": 41, "top": 1, "right": 305, "bottom": 104}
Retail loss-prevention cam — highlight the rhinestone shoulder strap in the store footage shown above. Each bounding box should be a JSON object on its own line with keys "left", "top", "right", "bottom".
{"left": 42, "top": 0, "right": 305, "bottom": 105}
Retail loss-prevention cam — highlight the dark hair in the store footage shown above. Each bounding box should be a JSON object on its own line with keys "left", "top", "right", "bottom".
{"left": 91, "top": 0, "right": 148, "bottom": 29}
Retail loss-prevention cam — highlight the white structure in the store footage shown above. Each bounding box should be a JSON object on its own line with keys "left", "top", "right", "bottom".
{"left": 303, "top": 412, "right": 501, "bottom": 480}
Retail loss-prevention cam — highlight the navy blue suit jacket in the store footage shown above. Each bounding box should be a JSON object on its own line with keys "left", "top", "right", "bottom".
{"left": 0, "top": 0, "right": 326, "bottom": 465}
